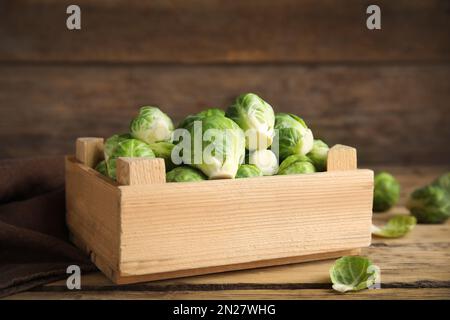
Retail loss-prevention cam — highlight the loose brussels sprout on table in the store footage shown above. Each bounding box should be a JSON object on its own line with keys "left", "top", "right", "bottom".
{"left": 307, "top": 139, "right": 329, "bottom": 172}
{"left": 407, "top": 184, "right": 450, "bottom": 224}
{"left": 277, "top": 154, "right": 315, "bottom": 175}
{"left": 130, "top": 106, "right": 174, "bottom": 144}
{"left": 180, "top": 114, "right": 245, "bottom": 179}
{"left": 247, "top": 149, "right": 279, "bottom": 176}
{"left": 226, "top": 93, "right": 275, "bottom": 150}
{"left": 166, "top": 166, "right": 207, "bottom": 183}
{"left": 235, "top": 164, "right": 263, "bottom": 179}
{"left": 106, "top": 138, "right": 156, "bottom": 180}
{"left": 329, "top": 256, "right": 379, "bottom": 293}
{"left": 274, "top": 113, "right": 314, "bottom": 160}
{"left": 432, "top": 173, "right": 450, "bottom": 193}
{"left": 372, "top": 172, "right": 400, "bottom": 212}
{"left": 371, "top": 215, "right": 416, "bottom": 238}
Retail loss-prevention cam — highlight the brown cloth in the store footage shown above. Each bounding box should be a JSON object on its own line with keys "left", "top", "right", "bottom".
{"left": 0, "top": 156, "right": 96, "bottom": 298}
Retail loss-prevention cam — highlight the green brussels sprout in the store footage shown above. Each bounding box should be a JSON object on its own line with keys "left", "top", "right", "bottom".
{"left": 166, "top": 166, "right": 206, "bottom": 182}
{"left": 307, "top": 139, "right": 329, "bottom": 172}
{"left": 177, "top": 108, "right": 226, "bottom": 129}
{"left": 104, "top": 133, "right": 132, "bottom": 160}
{"left": 330, "top": 256, "right": 379, "bottom": 293}
{"left": 247, "top": 149, "right": 279, "bottom": 176}
{"left": 226, "top": 93, "right": 275, "bottom": 150}
{"left": 130, "top": 106, "right": 174, "bottom": 144}
{"left": 95, "top": 160, "right": 109, "bottom": 177}
{"left": 181, "top": 114, "right": 245, "bottom": 179}
{"left": 274, "top": 113, "right": 314, "bottom": 160}
{"left": 198, "top": 108, "right": 226, "bottom": 118}
{"left": 148, "top": 142, "right": 176, "bottom": 171}
{"left": 432, "top": 173, "right": 450, "bottom": 193}
{"left": 373, "top": 172, "right": 400, "bottom": 212}
{"left": 407, "top": 185, "right": 450, "bottom": 224}
{"left": 235, "top": 164, "right": 263, "bottom": 179}
{"left": 371, "top": 215, "right": 416, "bottom": 238}
{"left": 277, "top": 154, "right": 316, "bottom": 175}
{"left": 107, "top": 138, "right": 155, "bottom": 180}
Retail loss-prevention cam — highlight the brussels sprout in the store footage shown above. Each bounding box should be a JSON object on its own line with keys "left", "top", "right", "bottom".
{"left": 373, "top": 172, "right": 400, "bottom": 212}
{"left": 277, "top": 154, "right": 315, "bottom": 175}
{"left": 95, "top": 160, "right": 109, "bottom": 176}
{"left": 235, "top": 164, "right": 263, "bottom": 179}
{"left": 407, "top": 185, "right": 450, "bottom": 224}
{"left": 107, "top": 138, "right": 155, "bottom": 180}
{"left": 226, "top": 93, "right": 275, "bottom": 150}
{"left": 247, "top": 149, "right": 279, "bottom": 176}
{"left": 182, "top": 114, "right": 245, "bottom": 179}
{"left": 432, "top": 173, "right": 450, "bottom": 193}
{"left": 177, "top": 108, "right": 226, "bottom": 129}
{"left": 307, "top": 139, "right": 329, "bottom": 172}
{"left": 130, "top": 106, "right": 174, "bottom": 144}
{"left": 330, "top": 256, "right": 379, "bottom": 293}
{"left": 148, "top": 142, "right": 176, "bottom": 171}
{"left": 274, "top": 113, "right": 314, "bottom": 160}
{"left": 166, "top": 166, "right": 207, "bottom": 182}
{"left": 104, "top": 133, "right": 132, "bottom": 160}
{"left": 371, "top": 215, "right": 416, "bottom": 238}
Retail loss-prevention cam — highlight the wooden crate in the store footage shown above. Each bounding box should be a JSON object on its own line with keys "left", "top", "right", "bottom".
{"left": 66, "top": 138, "right": 373, "bottom": 284}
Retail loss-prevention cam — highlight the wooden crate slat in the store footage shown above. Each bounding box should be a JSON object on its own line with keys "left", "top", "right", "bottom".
{"left": 118, "top": 170, "right": 373, "bottom": 277}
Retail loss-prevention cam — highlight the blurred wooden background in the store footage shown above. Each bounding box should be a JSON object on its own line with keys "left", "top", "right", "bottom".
{"left": 0, "top": 0, "right": 449, "bottom": 165}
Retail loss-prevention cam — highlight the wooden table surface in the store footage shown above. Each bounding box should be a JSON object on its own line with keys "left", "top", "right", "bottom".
{"left": 5, "top": 166, "right": 450, "bottom": 300}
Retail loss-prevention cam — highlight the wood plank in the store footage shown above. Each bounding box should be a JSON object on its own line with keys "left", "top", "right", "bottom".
{"left": 5, "top": 288, "right": 450, "bottom": 300}
{"left": 0, "top": 0, "right": 449, "bottom": 63}
{"left": 118, "top": 170, "right": 372, "bottom": 277}
{"left": 0, "top": 65, "right": 449, "bottom": 164}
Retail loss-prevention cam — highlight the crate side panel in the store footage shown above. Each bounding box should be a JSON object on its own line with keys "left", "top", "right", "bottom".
{"left": 65, "top": 157, "right": 121, "bottom": 269}
{"left": 119, "top": 170, "right": 373, "bottom": 276}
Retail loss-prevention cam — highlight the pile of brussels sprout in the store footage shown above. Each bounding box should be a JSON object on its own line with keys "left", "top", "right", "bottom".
{"left": 373, "top": 171, "right": 450, "bottom": 224}
{"left": 95, "top": 93, "right": 330, "bottom": 183}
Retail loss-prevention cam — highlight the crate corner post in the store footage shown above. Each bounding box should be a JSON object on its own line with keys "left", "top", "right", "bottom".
{"left": 116, "top": 157, "right": 166, "bottom": 186}
{"left": 67, "top": 137, "right": 122, "bottom": 283}
{"left": 75, "top": 137, "right": 104, "bottom": 168}
{"left": 327, "top": 144, "right": 357, "bottom": 171}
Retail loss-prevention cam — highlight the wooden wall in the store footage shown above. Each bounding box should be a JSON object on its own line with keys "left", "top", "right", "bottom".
{"left": 0, "top": 0, "right": 449, "bottom": 165}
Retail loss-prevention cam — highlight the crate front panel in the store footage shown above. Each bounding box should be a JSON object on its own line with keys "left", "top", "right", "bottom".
{"left": 118, "top": 170, "right": 373, "bottom": 276}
